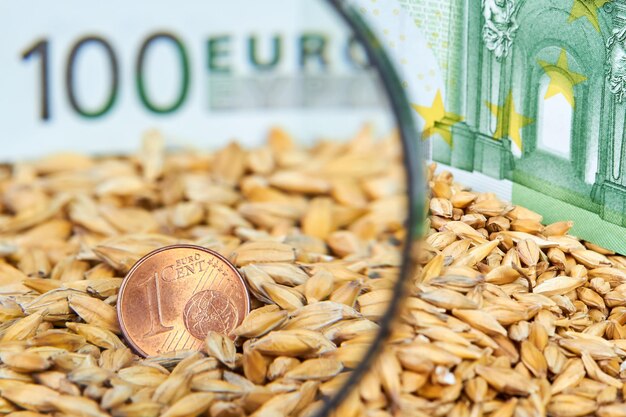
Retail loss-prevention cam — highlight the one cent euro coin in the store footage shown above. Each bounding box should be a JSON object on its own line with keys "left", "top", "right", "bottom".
{"left": 117, "top": 245, "right": 250, "bottom": 357}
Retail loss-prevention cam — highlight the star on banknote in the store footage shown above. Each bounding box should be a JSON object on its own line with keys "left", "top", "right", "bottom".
{"left": 568, "top": 0, "right": 610, "bottom": 32}
{"left": 485, "top": 91, "right": 533, "bottom": 151}
{"left": 411, "top": 89, "right": 462, "bottom": 145}
{"left": 537, "top": 49, "right": 587, "bottom": 108}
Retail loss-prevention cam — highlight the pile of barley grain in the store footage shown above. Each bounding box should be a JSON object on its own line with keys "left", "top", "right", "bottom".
{"left": 0, "top": 128, "right": 406, "bottom": 417}
{"left": 2, "top": 128, "right": 626, "bottom": 417}
{"left": 377, "top": 165, "right": 626, "bottom": 417}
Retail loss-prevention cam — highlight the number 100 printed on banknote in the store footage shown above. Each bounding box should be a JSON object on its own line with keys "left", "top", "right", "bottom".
{"left": 398, "top": 0, "right": 626, "bottom": 254}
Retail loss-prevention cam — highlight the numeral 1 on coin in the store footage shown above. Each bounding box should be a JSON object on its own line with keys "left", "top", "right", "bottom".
{"left": 142, "top": 272, "right": 173, "bottom": 337}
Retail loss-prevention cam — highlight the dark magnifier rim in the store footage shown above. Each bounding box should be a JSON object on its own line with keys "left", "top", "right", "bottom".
{"left": 314, "top": 1, "right": 422, "bottom": 416}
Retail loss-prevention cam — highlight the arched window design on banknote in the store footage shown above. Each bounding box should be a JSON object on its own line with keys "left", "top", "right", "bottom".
{"left": 536, "top": 71, "right": 574, "bottom": 160}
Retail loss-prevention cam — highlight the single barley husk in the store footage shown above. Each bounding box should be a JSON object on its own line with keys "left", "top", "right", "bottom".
{"left": 160, "top": 393, "right": 214, "bottom": 417}
{"left": 205, "top": 331, "right": 237, "bottom": 369}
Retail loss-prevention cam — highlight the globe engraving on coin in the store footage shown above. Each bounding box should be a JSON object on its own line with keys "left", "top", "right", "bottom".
{"left": 117, "top": 244, "right": 250, "bottom": 357}
{"left": 183, "top": 290, "right": 238, "bottom": 339}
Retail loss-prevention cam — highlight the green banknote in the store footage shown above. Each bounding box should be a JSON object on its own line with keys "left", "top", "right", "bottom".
{"left": 397, "top": 0, "right": 626, "bottom": 253}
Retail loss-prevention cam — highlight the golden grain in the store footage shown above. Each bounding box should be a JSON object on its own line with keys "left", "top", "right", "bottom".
{"left": 5, "top": 132, "right": 626, "bottom": 417}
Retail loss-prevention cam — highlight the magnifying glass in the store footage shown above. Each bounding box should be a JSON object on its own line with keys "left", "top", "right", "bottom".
{"left": 0, "top": 1, "right": 421, "bottom": 415}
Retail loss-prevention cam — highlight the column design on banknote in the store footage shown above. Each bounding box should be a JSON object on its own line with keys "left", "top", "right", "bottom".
{"left": 431, "top": 0, "right": 521, "bottom": 179}
{"left": 596, "top": 1, "right": 626, "bottom": 225}
{"left": 433, "top": 1, "right": 479, "bottom": 172}
{"left": 475, "top": 0, "right": 519, "bottom": 180}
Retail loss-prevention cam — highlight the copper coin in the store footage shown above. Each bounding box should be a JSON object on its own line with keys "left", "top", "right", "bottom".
{"left": 117, "top": 244, "right": 250, "bottom": 357}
